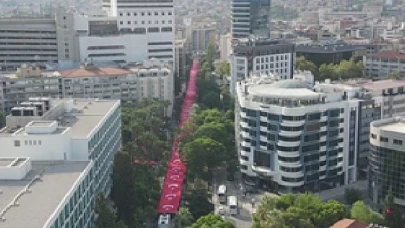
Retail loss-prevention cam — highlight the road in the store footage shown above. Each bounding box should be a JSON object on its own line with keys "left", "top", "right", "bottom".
{"left": 212, "top": 170, "right": 276, "bottom": 228}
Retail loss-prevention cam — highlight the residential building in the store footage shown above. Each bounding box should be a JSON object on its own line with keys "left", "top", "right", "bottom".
{"left": 0, "top": 59, "right": 174, "bottom": 115}
{"left": 361, "top": 79, "right": 405, "bottom": 118}
{"left": 369, "top": 117, "right": 405, "bottom": 210}
{"left": 0, "top": 97, "right": 121, "bottom": 228}
{"left": 230, "top": 38, "right": 295, "bottom": 96}
{"left": 231, "top": 0, "right": 271, "bottom": 39}
{"left": 296, "top": 40, "right": 366, "bottom": 66}
{"left": 363, "top": 51, "right": 405, "bottom": 78}
{"left": 235, "top": 74, "right": 363, "bottom": 193}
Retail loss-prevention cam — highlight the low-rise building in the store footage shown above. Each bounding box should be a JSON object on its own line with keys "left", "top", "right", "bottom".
{"left": 363, "top": 51, "right": 405, "bottom": 78}
{"left": 0, "top": 97, "right": 121, "bottom": 228}
{"left": 0, "top": 59, "right": 174, "bottom": 115}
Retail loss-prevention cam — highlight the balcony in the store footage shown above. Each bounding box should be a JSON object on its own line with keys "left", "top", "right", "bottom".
{"left": 280, "top": 120, "right": 305, "bottom": 127}
{"left": 279, "top": 130, "right": 302, "bottom": 137}
{"left": 252, "top": 165, "right": 277, "bottom": 177}
{"left": 278, "top": 160, "right": 301, "bottom": 167}
{"left": 277, "top": 140, "right": 300, "bottom": 147}
{"left": 277, "top": 150, "right": 300, "bottom": 157}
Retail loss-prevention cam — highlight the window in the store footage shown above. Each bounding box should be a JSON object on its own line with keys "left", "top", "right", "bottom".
{"left": 14, "top": 140, "right": 20, "bottom": 147}
{"left": 380, "top": 136, "right": 388, "bottom": 142}
{"left": 119, "top": 21, "right": 123, "bottom": 25}
{"left": 141, "top": 12, "right": 145, "bottom": 16}
{"left": 119, "top": 13, "right": 123, "bottom": 16}
{"left": 154, "top": 12, "right": 158, "bottom": 15}
{"left": 168, "top": 12, "right": 172, "bottom": 15}
{"left": 394, "top": 139, "right": 403, "bottom": 145}
{"left": 127, "top": 21, "right": 131, "bottom": 24}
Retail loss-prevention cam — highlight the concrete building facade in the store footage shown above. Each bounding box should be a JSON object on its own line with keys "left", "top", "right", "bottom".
{"left": 363, "top": 51, "right": 405, "bottom": 78}
{"left": 235, "top": 74, "right": 363, "bottom": 193}
{"left": 230, "top": 38, "right": 295, "bottom": 96}
{"left": 0, "top": 97, "right": 121, "bottom": 228}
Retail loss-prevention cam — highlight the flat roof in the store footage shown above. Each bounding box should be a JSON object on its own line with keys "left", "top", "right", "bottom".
{"left": 60, "top": 67, "right": 130, "bottom": 78}
{"left": 366, "top": 51, "right": 405, "bottom": 60}
{"left": 64, "top": 100, "right": 119, "bottom": 138}
{"left": 0, "top": 161, "right": 89, "bottom": 228}
{"left": 362, "top": 79, "right": 405, "bottom": 91}
{"left": 380, "top": 122, "right": 405, "bottom": 134}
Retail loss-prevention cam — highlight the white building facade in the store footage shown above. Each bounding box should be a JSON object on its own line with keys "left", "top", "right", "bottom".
{"left": 0, "top": 98, "right": 121, "bottom": 228}
{"left": 235, "top": 75, "right": 362, "bottom": 193}
{"left": 230, "top": 39, "right": 295, "bottom": 96}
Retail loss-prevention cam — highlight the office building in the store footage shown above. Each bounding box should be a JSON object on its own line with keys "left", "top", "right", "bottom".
{"left": 0, "top": 97, "right": 121, "bottom": 228}
{"left": 0, "top": 59, "right": 174, "bottom": 115}
{"left": 369, "top": 117, "right": 405, "bottom": 210}
{"left": 102, "top": 0, "right": 175, "bottom": 64}
{"left": 0, "top": 5, "right": 175, "bottom": 73}
{"left": 231, "top": 0, "right": 271, "bottom": 39}
{"left": 175, "top": 39, "right": 189, "bottom": 95}
{"left": 296, "top": 40, "right": 366, "bottom": 66}
{"left": 235, "top": 74, "right": 367, "bottom": 193}
{"left": 189, "top": 25, "right": 216, "bottom": 54}
{"left": 363, "top": 51, "right": 405, "bottom": 78}
{"left": 230, "top": 38, "right": 295, "bottom": 96}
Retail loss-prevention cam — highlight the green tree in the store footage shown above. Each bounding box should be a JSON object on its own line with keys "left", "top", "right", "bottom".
{"left": 319, "top": 63, "right": 337, "bottom": 81}
{"left": 200, "top": 91, "right": 222, "bottom": 110}
{"left": 388, "top": 72, "right": 403, "bottom": 80}
{"left": 188, "top": 214, "right": 235, "bottom": 228}
{"left": 181, "top": 137, "right": 227, "bottom": 181}
{"left": 314, "top": 200, "right": 347, "bottom": 227}
{"left": 253, "top": 209, "right": 286, "bottom": 228}
{"left": 95, "top": 193, "right": 117, "bottom": 228}
{"left": 344, "top": 188, "right": 362, "bottom": 205}
{"left": 0, "top": 110, "right": 5, "bottom": 128}
{"left": 186, "top": 187, "right": 214, "bottom": 220}
{"left": 176, "top": 207, "right": 194, "bottom": 228}
{"left": 351, "top": 200, "right": 382, "bottom": 224}
{"left": 296, "top": 56, "right": 319, "bottom": 77}
{"left": 111, "top": 151, "right": 136, "bottom": 225}
{"left": 335, "top": 59, "right": 363, "bottom": 79}
{"left": 215, "top": 60, "right": 230, "bottom": 76}
{"left": 384, "top": 187, "right": 402, "bottom": 228}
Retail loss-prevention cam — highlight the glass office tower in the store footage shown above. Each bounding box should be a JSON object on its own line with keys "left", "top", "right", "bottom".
{"left": 232, "top": 0, "right": 271, "bottom": 39}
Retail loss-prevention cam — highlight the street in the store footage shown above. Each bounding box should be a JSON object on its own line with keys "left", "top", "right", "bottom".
{"left": 212, "top": 170, "right": 276, "bottom": 228}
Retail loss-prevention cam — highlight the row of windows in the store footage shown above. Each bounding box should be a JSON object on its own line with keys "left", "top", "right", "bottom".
{"left": 14, "top": 139, "right": 42, "bottom": 147}
{"left": 120, "top": 19, "right": 172, "bottom": 25}
{"left": 371, "top": 133, "right": 403, "bottom": 145}
{"left": 119, "top": 11, "right": 172, "bottom": 16}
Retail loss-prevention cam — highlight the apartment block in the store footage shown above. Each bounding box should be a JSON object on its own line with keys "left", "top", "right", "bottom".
{"left": 363, "top": 51, "right": 405, "bottom": 78}
{"left": 0, "top": 59, "right": 174, "bottom": 115}
{"left": 0, "top": 97, "right": 121, "bottom": 228}
{"left": 235, "top": 74, "right": 366, "bottom": 193}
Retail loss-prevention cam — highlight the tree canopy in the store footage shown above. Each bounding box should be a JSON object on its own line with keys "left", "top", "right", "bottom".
{"left": 344, "top": 188, "right": 362, "bottom": 205}
{"left": 253, "top": 193, "right": 347, "bottom": 228}
{"left": 187, "top": 214, "right": 235, "bottom": 228}
{"left": 350, "top": 200, "right": 382, "bottom": 224}
{"left": 0, "top": 110, "right": 5, "bottom": 128}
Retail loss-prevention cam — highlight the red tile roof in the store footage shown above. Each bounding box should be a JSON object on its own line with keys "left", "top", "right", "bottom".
{"left": 330, "top": 219, "right": 367, "bottom": 228}
{"left": 366, "top": 51, "right": 405, "bottom": 60}
{"left": 60, "top": 67, "right": 130, "bottom": 78}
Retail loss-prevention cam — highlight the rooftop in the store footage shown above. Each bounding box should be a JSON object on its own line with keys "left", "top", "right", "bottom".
{"left": 1, "top": 99, "right": 119, "bottom": 139}
{"left": 330, "top": 219, "right": 367, "bottom": 228}
{"left": 379, "top": 121, "right": 405, "bottom": 134}
{"left": 0, "top": 161, "right": 90, "bottom": 228}
{"left": 60, "top": 67, "right": 130, "bottom": 78}
{"left": 366, "top": 51, "right": 405, "bottom": 60}
{"left": 361, "top": 79, "right": 405, "bottom": 91}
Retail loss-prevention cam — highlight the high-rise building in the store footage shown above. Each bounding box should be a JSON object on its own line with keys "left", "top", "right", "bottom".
{"left": 235, "top": 74, "right": 367, "bottom": 193}
{"left": 230, "top": 38, "right": 295, "bottom": 96}
{"left": 219, "top": 33, "right": 232, "bottom": 61}
{"left": 231, "top": 0, "right": 271, "bottom": 39}
{"left": 0, "top": 97, "right": 121, "bottom": 228}
{"left": 369, "top": 117, "right": 405, "bottom": 210}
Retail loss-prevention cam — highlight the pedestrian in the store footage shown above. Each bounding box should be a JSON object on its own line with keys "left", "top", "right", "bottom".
{"left": 251, "top": 198, "right": 256, "bottom": 207}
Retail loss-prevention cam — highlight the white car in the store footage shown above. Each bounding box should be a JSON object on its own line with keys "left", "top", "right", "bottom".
{"left": 218, "top": 206, "right": 225, "bottom": 215}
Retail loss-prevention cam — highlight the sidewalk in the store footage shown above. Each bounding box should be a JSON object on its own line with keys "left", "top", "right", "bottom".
{"left": 319, "top": 180, "right": 368, "bottom": 201}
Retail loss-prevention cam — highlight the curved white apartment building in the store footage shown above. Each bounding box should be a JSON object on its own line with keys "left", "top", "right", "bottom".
{"left": 236, "top": 75, "right": 361, "bottom": 193}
